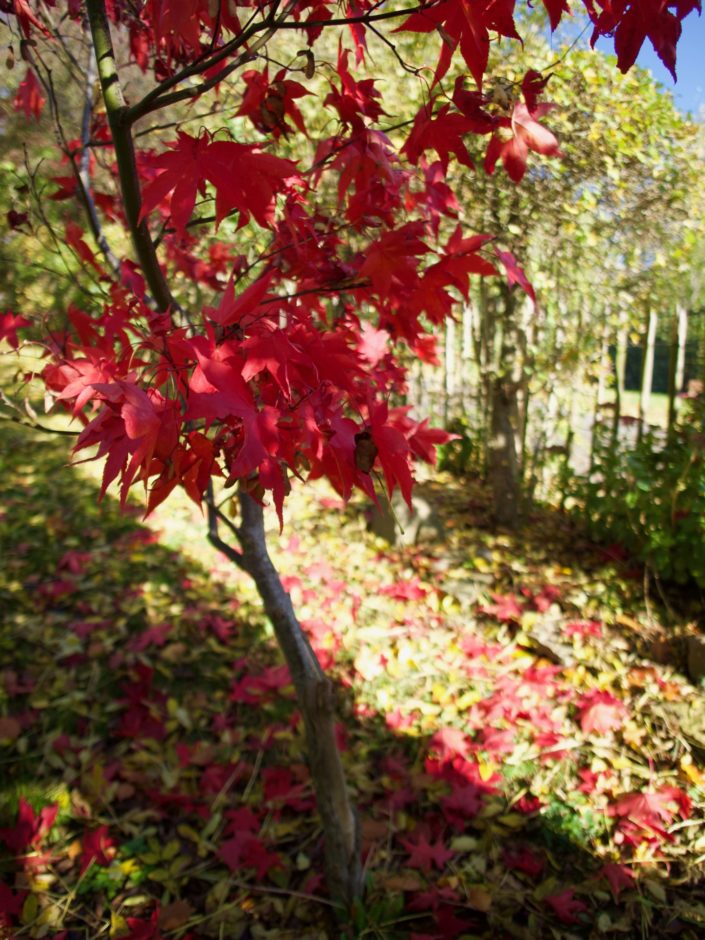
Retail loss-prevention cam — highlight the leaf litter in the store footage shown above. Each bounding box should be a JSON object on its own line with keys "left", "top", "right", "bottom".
{"left": 1, "top": 426, "right": 705, "bottom": 939}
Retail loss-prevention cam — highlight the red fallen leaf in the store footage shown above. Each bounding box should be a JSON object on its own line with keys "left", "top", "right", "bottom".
{"left": 503, "top": 845, "right": 545, "bottom": 878}
{"left": 223, "top": 807, "right": 261, "bottom": 836}
{"left": 399, "top": 833, "right": 454, "bottom": 873}
{"left": 262, "top": 766, "right": 314, "bottom": 812}
{"left": 545, "top": 889, "right": 589, "bottom": 924}
{"left": 379, "top": 577, "right": 428, "bottom": 601}
{"left": 428, "top": 727, "right": 472, "bottom": 762}
{"left": 477, "top": 592, "right": 523, "bottom": 623}
{"left": 563, "top": 619, "right": 602, "bottom": 640}
{"left": 0, "top": 798, "right": 58, "bottom": 853}
{"left": 128, "top": 623, "right": 172, "bottom": 652}
{"left": 608, "top": 786, "right": 691, "bottom": 837}
{"left": 125, "top": 906, "right": 164, "bottom": 940}
{"left": 577, "top": 766, "right": 613, "bottom": 794}
{"left": 441, "top": 784, "right": 486, "bottom": 826}
{"left": 599, "top": 862, "right": 636, "bottom": 899}
{"left": 514, "top": 794, "right": 543, "bottom": 814}
{"left": 0, "top": 881, "right": 25, "bottom": 920}
{"left": 576, "top": 690, "right": 629, "bottom": 734}
{"left": 408, "top": 884, "right": 461, "bottom": 911}
{"left": 79, "top": 825, "right": 115, "bottom": 873}
{"left": 219, "top": 831, "right": 282, "bottom": 879}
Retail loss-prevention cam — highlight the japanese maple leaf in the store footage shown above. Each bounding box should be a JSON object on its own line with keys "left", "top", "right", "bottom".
{"left": 13, "top": 67, "right": 45, "bottom": 121}
{"left": 441, "top": 783, "right": 486, "bottom": 825}
{"left": 238, "top": 67, "right": 309, "bottom": 138}
{"left": 563, "top": 619, "right": 602, "bottom": 640}
{"left": 357, "top": 321, "right": 389, "bottom": 367}
{"left": 401, "top": 0, "right": 520, "bottom": 89}
{"left": 66, "top": 221, "right": 104, "bottom": 275}
{"left": 207, "top": 271, "right": 275, "bottom": 329}
{"left": 503, "top": 845, "right": 545, "bottom": 878}
{"left": 0, "top": 312, "right": 31, "bottom": 350}
{"left": 576, "top": 690, "right": 628, "bottom": 734}
{"left": 401, "top": 101, "right": 476, "bottom": 171}
{"left": 606, "top": 1, "right": 682, "bottom": 80}
{"left": 545, "top": 889, "right": 589, "bottom": 925}
{"left": 599, "top": 862, "right": 636, "bottom": 899}
{"left": 79, "top": 825, "right": 115, "bottom": 873}
{"left": 485, "top": 99, "right": 561, "bottom": 183}
{"left": 477, "top": 592, "right": 522, "bottom": 623}
{"left": 493, "top": 248, "right": 536, "bottom": 304}
{"left": 140, "top": 131, "right": 296, "bottom": 235}
{"left": 240, "top": 323, "right": 310, "bottom": 396}
{"left": 608, "top": 786, "right": 691, "bottom": 836}
{"left": 367, "top": 401, "right": 414, "bottom": 506}
{"left": 0, "top": 798, "right": 57, "bottom": 853}
{"left": 541, "top": 0, "right": 571, "bottom": 30}
{"left": 359, "top": 223, "right": 427, "bottom": 295}
{"left": 219, "top": 831, "right": 282, "bottom": 879}
{"left": 0, "top": 881, "right": 25, "bottom": 923}
{"left": 400, "top": 833, "right": 454, "bottom": 873}
{"left": 124, "top": 906, "right": 164, "bottom": 940}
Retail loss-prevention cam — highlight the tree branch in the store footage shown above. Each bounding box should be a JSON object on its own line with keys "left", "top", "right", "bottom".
{"left": 85, "top": 0, "right": 176, "bottom": 312}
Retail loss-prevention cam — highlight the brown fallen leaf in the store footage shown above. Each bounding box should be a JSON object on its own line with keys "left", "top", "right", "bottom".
{"left": 467, "top": 886, "right": 492, "bottom": 912}
{"left": 381, "top": 873, "right": 425, "bottom": 892}
{"left": 158, "top": 899, "right": 195, "bottom": 931}
{"left": 0, "top": 716, "right": 21, "bottom": 740}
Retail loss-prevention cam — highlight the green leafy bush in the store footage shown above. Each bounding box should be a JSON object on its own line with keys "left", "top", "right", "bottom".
{"left": 437, "top": 416, "right": 481, "bottom": 476}
{"left": 565, "top": 403, "right": 705, "bottom": 587}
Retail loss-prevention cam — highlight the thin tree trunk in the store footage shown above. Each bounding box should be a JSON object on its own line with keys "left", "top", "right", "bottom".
{"left": 488, "top": 287, "right": 520, "bottom": 527}
{"left": 666, "top": 305, "right": 688, "bottom": 441}
{"left": 207, "top": 490, "right": 361, "bottom": 912}
{"left": 675, "top": 304, "right": 688, "bottom": 394}
{"left": 667, "top": 310, "right": 679, "bottom": 443}
{"left": 444, "top": 316, "right": 456, "bottom": 425}
{"left": 638, "top": 305, "right": 658, "bottom": 443}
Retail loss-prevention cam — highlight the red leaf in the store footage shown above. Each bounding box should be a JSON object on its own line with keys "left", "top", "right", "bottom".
{"left": 140, "top": 131, "right": 297, "bottom": 236}
{"left": 608, "top": 786, "right": 691, "bottom": 837}
{"left": 357, "top": 322, "right": 389, "bottom": 367}
{"left": 545, "top": 889, "right": 589, "bottom": 924}
{"left": 79, "top": 825, "right": 115, "bottom": 873}
{"left": 13, "top": 67, "right": 45, "bottom": 121}
{"left": 219, "top": 831, "right": 282, "bottom": 878}
{"left": 0, "top": 312, "right": 31, "bottom": 350}
{"left": 0, "top": 798, "right": 57, "bottom": 853}
{"left": 494, "top": 248, "right": 536, "bottom": 304}
{"left": 576, "top": 690, "right": 628, "bottom": 734}
{"left": 599, "top": 862, "right": 636, "bottom": 899}
{"left": 400, "top": 833, "right": 454, "bottom": 873}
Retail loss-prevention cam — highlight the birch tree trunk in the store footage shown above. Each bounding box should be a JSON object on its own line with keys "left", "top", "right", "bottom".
{"left": 638, "top": 305, "right": 658, "bottom": 442}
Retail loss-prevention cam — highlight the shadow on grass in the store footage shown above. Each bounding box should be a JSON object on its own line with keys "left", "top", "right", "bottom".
{"left": 0, "top": 425, "right": 702, "bottom": 939}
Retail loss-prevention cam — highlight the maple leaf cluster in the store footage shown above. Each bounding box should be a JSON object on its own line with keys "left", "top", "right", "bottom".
{"left": 4, "top": 0, "right": 698, "bottom": 521}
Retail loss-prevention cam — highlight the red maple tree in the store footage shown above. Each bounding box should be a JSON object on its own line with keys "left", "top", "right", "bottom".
{"left": 0, "top": 0, "right": 696, "bottom": 912}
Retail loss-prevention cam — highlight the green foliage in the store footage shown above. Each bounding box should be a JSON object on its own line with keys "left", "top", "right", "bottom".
{"left": 566, "top": 405, "right": 705, "bottom": 586}
{"left": 437, "top": 416, "right": 482, "bottom": 476}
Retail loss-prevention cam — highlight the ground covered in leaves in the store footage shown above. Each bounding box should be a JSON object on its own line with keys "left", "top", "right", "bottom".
{"left": 1, "top": 424, "right": 705, "bottom": 940}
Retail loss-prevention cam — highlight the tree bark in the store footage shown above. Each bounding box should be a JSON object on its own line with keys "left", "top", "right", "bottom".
{"left": 488, "top": 287, "right": 521, "bottom": 528}
{"left": 638, "top": 305, "right": 658, "bottom": 442}
{"left": 207, "top": 490, "right": 361, "bottom": 912}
